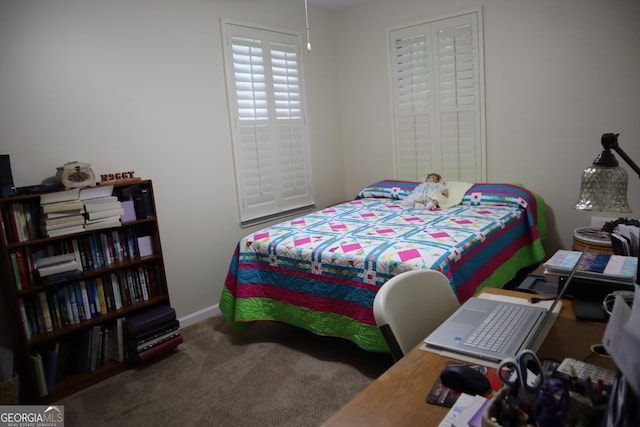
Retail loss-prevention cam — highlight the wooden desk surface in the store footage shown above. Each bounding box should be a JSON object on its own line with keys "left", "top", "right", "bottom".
{"left": 321, "top": 288, "right": 613, "bottom": 427}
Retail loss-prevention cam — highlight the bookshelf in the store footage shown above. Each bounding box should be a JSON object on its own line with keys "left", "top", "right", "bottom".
{"left": 0, "top": 180, "right": 172, "bottom": 402}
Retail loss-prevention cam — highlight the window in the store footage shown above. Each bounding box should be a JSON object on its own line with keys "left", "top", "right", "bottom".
{"left": 389, "top": 10, "right": 485, "bottom": 182}
{"left": 222, "top": 21, "right": 313, "bottom": 224}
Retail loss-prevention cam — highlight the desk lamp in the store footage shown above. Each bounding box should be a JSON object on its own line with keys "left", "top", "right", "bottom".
{"left": 575, "top": 133, "right": 640, "bottom": 212}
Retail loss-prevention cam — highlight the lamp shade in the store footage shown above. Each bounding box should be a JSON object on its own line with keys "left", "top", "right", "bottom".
{"left": 575, "top": 164, "right": 631, "bottom": 212}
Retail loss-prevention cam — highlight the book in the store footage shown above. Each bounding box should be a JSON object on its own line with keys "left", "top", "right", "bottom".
{"left": 133, "top": 188, "right": 153, "bottom": 219}
{"left": 35, "top": 254, "right": 81, "bottom": 277}
{"left": 44, "top": 343, "right": 60, "bottom": 394}
{"left": 135, "top": 334, "right": 183, "bottom": 362}
{"left": 41, "top": 199, "right": 85, "bottom": 214}
{"left": 43, "top": 213, "right": 85, "bottom": 227}
{"left": 130, "top": 319, "right": 180, "bottom": 344}
{"left": 86, "top": 216, "right": 122, "bottom": 227}
{"left": 33, "top": 251, "right": 75, "bottom": 268}
{"left": 44, "top": 217, "right": 86, "bottom": 231}
{"left": 40, "top": 188, "right": 80, "bottom": 205}
{"left": 120, "top": 199, "right": 137, "bottom": 223}
{"left": 10, "top": 252, "right": 23, "bottom": 291}
{"left": 106, "top": 318, "right": 126, "bottom": 362}
{"left": 133, "top": 327, "right": 180, "bottom": 352}
{"left": 79, "top": 281, "right": 92, "bottom": 321}
{"left": 137, "top": 235, "right": 154, "bottom": 257}
{"left": 84, "top": 219, "right": 122, "bottom": 232}
{"left": 46, "top": 224, "right": 85, "bottom": 237}
{"left": 18, "top": 299, "right": 32, "bottom": 340}
{"left": 38, "top": 292, "right": 54, "bottom": 333}
{"left": 12, "top": 203, "right": 28, "bottom": 241}
{"left": 41, "top": 269, "right": 83, "bottom": 285}
{"left": 79, "top": 185, "right": 113, "bottom": 201}
{"left": 83, "top": 200, "right": 122, "bottom": 213}
{"left": 15, "top": 249, "right": 30, "bottom": 289}
{"left": 126, "top": 305, "right": 177, "bottom": 336}
{"left": 543, "top": 250, "right": 638, "bottom": 283}
{"left": 31, "top": 353, "right": 48, "bottom": 397}
{"left": 86, "top": 207, "right": 124, "bottom": 221}
{"left": 45, "top": 209, "right": 84, "bottom": 218}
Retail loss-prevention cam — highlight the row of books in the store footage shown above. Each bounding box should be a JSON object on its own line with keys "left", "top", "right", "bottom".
{"left": 18, "top": 265, "right": 160, "bottom": 339}
{"left": 9, "top": 229, "right": 153, "bottom": 291}
{"left": 31, "top": 319, "right": 126, "bottom": 397}
{"left": 126, "top": 305, "right": 182, "bottom": 363}
{"left": 2, "top": 183, "right": 154, "bottom": 243}
{"left": 2, "top": 198, "right": 40, "bottom": 243}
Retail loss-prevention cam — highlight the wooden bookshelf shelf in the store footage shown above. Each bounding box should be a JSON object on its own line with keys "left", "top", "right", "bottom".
{"left": 0, "top": 179, "right": 173, "bottom": 403}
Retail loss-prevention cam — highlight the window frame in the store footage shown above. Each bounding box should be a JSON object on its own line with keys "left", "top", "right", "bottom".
{"left": 221, "top": 20, "right": 314, "bottom": 226}
{"left": 387, "top": 9, "right": 486, "bottom": 183}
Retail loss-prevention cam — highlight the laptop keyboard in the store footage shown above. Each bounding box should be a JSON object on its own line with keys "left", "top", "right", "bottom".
{"left": 463, "top": 304, "right": 527, "bottom": 351}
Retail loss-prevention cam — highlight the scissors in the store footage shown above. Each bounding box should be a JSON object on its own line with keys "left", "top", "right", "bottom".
{"left": 530, "top": 378, "right": 570, "bottom": 427}
{"left": 497, "top": 349, "right": 545, "bottom": 404}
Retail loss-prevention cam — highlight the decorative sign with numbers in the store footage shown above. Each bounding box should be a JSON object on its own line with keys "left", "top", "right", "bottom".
{"left": 99, "top": 171, "right": 141, "bottom": 185}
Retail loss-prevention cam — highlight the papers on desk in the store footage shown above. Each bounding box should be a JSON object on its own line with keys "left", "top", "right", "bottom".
{"left": 603, "top": 285, "right": 640, "bottom": 395}
{"left": 437, "top": 393, "right": 488, "bottom": 427}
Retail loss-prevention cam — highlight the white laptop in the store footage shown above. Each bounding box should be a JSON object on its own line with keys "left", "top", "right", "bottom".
{"left": 423, "top": 249, "right": 587, "bottom": 362}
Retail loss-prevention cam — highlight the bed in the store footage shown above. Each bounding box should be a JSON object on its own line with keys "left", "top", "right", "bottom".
{"left": 220, "top": 180, "right": 547, "bottom": 352}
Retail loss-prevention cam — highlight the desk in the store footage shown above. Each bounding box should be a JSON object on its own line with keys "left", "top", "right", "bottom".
{"left": 322, "top": 288, "right": 614, "bottom": 427}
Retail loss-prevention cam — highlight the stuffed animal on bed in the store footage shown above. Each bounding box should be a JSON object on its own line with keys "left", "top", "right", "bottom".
{"left": 402, "top": 173, "right": 449, "bottom": 210}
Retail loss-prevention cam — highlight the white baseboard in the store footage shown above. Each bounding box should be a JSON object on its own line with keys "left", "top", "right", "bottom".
{"left": 178, "top": 304, "right": 221, "bottom": 328}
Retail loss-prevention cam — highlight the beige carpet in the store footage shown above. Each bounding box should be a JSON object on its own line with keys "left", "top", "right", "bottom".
{"left": 59, "top": 315, "right": 393, "bottom": 427}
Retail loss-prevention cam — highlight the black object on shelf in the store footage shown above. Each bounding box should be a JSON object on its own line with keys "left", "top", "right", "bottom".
{"left": 514, "top": 275, "right": 558, "bottom": 297}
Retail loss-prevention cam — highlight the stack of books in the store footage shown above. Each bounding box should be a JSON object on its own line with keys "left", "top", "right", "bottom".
{"left": 80, "top": 185, "right": 124, "bottom": 231}
{"left": 125, "top": 305, "right": 182, "bottom": 362}
{"left": 543, "top": 250, "right": 638, "bottom": 284}
{"left": 33, "top": 253, "right": 83, "bottom": 284}
{"left": 40, "top": 188, "right": 85, "bottom": 237}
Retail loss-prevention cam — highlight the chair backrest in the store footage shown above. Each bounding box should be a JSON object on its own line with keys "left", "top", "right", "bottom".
{"left": 373, "top": 269, "right": 460, "bottom": 362}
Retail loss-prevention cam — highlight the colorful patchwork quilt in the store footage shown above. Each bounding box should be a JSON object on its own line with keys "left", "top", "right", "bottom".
{"left": 220, "top": 181, "right": 547, "bottom": 352}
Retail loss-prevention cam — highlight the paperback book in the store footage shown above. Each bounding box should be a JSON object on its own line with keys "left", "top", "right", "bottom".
{"left": 543, "top": 250, "right": 638, "bottom": 284}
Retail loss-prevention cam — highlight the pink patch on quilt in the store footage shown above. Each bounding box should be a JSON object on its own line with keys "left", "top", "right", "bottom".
{"left": 404, "top": 216, "right": 422, "bottom": 222}
{"left": 291, "top": 219, "right": 306, "bottom": 226}
{"left": 430, "top": 231, "right": 450, "bottom": 239}
{"left": 322, "top": 208, "right": 337, "bottom": 214}
{"left": 342, "top": 243, "right": 362, "bottom": 253}
{"left": 330, "top": 223, "right": 348, "bottom": 231}
{"left": 453, "top": 219, "right": 474, "bottom": 225}
{"left": 294, "top": 237, "right": 312, "bottom": 246}
{"left": 398, "top": 248, "right": 421, "bottom": 262}
{"left": 477, "top": 210, "right": 492, "bottom": 215}
{"left": 376, "top": 228, "right": 394, "bottom": 234}
{"left": 361, "top": 212, "right": 376, "bottom": 218}
{"left": 254, "top": 232, "right": 270, "bottom": 241}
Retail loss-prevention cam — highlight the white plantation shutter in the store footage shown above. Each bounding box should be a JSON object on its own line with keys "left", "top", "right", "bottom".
{"left": 223, "top": 23, "right": 313, "bottom": 223}
{"left": 390, "top": 11, "right": 485, "bottom": 182}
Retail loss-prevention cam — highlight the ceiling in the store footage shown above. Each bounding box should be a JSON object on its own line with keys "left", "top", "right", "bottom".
{"left": 306, "top": 0, "right": 368, "bottom": 10}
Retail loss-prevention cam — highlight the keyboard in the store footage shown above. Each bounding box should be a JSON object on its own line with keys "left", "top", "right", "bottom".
{"left": 463, "top": 304, "right": 527, "bottom": 351}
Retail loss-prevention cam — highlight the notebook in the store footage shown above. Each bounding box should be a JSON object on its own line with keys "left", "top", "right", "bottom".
{"left": 423, "top": 249, "right": 588, "bottom": 362}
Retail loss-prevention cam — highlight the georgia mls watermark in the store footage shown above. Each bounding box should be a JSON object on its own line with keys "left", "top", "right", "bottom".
{"left": 0, "top": 405, "right": 64, "bottom": 427}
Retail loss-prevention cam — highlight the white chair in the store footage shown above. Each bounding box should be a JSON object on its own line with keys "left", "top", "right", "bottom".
{"left": 373, "top": 269, "right": 460, "bottom": 362}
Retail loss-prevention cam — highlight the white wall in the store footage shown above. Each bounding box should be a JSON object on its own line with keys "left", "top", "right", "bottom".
{"left": 335, "top": 0, "right": 640, "bottom": 253}
{"left": 0, "top": 0, "right": 346, "bottom": 321}
{"left": 1, "top": 0, "right": 639, "bottom": 321}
